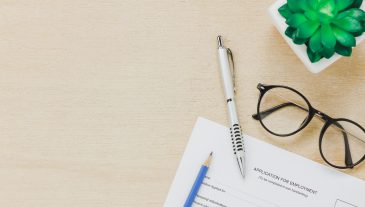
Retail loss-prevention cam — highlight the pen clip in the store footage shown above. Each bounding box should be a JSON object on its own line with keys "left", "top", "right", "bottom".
{"left": 226, "top": 48, "right": 236, "bottom": 94}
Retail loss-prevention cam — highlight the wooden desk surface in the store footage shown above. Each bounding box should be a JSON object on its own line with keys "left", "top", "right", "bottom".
{"left": 0, "top": 1, "right": 364, "bottom": 206}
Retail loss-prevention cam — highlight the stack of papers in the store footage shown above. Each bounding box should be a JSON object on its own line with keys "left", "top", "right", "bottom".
{"left": 164, "top": 117, "right": 365, "bottom": 207}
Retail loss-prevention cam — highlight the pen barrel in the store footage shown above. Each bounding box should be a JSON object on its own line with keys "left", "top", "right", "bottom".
{"left": 218, "top": 47, "right": 234, "bottom": 99}
{"left": 183, "top": 166, "right": 208, "bottom": 207}
{"left": 227, "top": 100, "right": 239, "bottom": 125}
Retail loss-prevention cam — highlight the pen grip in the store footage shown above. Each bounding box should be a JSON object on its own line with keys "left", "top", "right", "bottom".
{"left": 183, "top": 166, "right": 208, "bottom": 207}
{"left": 230, "top": 124, "right": 244, "bottom": 153}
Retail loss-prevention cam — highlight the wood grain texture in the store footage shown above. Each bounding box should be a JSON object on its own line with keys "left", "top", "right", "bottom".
{"left": 0, "top": 0, "right": 364, "bottom": 206}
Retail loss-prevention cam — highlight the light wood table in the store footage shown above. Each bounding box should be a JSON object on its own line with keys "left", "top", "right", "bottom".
{"left": 0, "top": 1, "right": 364, "bottom": 206}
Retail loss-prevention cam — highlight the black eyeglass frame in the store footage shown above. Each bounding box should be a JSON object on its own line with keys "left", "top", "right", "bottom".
{"left": 252, "top": 83, "right": 365, "bottom": 169}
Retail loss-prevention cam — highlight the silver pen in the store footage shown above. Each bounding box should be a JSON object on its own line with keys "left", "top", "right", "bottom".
{"left": 217, "top": 35, "right": 246, "bottom": 178}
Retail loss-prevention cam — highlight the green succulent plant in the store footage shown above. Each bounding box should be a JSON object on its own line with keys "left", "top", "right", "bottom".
{"left": 279, "top": 0, "right": 365, "bottom": 63}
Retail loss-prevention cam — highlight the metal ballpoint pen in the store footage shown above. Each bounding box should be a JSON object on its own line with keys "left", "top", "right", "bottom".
{"left": 217, "top": 35, "right": 246, "bottom": 178}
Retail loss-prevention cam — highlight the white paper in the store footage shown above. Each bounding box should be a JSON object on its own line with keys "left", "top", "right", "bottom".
{"left": 164, "top": 117, "right": 365, "bottom": 207}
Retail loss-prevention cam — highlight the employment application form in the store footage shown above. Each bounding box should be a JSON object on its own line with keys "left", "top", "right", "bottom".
{"left": 164, "top": 118, "right": 365, "bottom": 207}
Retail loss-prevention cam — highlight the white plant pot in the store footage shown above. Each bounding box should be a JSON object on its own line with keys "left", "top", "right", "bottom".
{"left": 268, "top": 0, "right": 365, "bottom": 73}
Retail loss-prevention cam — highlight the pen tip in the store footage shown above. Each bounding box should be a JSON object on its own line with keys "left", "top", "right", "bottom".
{"left": 237, "top": 156, "right": 245, "bottom": 178}
{"left": 210, "top": 152, "right": 213, "bottom": 156}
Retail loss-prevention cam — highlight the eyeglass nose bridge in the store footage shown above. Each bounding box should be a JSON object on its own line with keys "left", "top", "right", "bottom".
{"left": 312, "top": 109, "right": 332, "bottom": 122}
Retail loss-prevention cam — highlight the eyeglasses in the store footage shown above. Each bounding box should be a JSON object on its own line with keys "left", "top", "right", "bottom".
{"left": 252, "top": 83, "right": 365, "bottom": 169}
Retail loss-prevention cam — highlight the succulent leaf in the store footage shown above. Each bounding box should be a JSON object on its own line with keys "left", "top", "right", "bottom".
{"left": 279, "top": 4, "right": 293, "bottom": 19}
{"left": 305, "top": 10, "right": 320, "bottom": 21}
{"left": 335, "top": 43, "right": 353, "bottom": 56}
{"left": 350, "top": 0, "right": 363, "bottom": 8}
{"left": 321, "top": 24, "right": 337, "bottom": 48}
{"left": 332, "top": 26, "right": 356, "bottom": 46}
{"left": 352, "top": 30, "right": 364, "bottom": 36}
{"left": 307, "top": 46, "right": 323, "bottom": 62}
{"left": 296, "top": 21, "right": 320, "bottom": 38}
{"left": 318, "top": 0, "right": 337, "bottom": 17}
{"left": 292, "top": 33, "right": 308, "bottom": 44}
{"left": 333, "top": 17, "right": 363, "bottom": 32}
{"left": 337, "top": 8, "right": 365, "bottom": 21}
{"left": 287, "top": 14, "right": 309, "bottom": 27}
{"left": 335, "top": 0, "right": 355, "bottom": 11}
{"left": 285, "top": 27, "right": 296, "bottom": 38}
{"left": 288, "top": 0, "right": 309, "bottom": 12}
{"left": 308, "top": 0, "right": 321, "bottom": 9}
{"left": 309, "top": 30, "right": 322, "bottom": 52}
{"left": 320, "top": 46, "right": 336, "bottom": 58}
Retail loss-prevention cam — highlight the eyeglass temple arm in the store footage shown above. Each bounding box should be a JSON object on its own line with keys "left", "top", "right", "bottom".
{"left": 252, "top": 102, "right": 307, "bottom": 120}
{"left": 252, "top": 102, "right": 353, "bottom": 167}
{"left": 333, "top": 122, "right": 353, "bottom": 168}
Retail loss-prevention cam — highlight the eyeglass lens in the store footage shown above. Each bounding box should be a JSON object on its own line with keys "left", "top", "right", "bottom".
{"left": 258, "top": 87, "right": 310, "bottom": 135}
{"left": 321, "top": 120, "right": 365, "bottom": 168}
